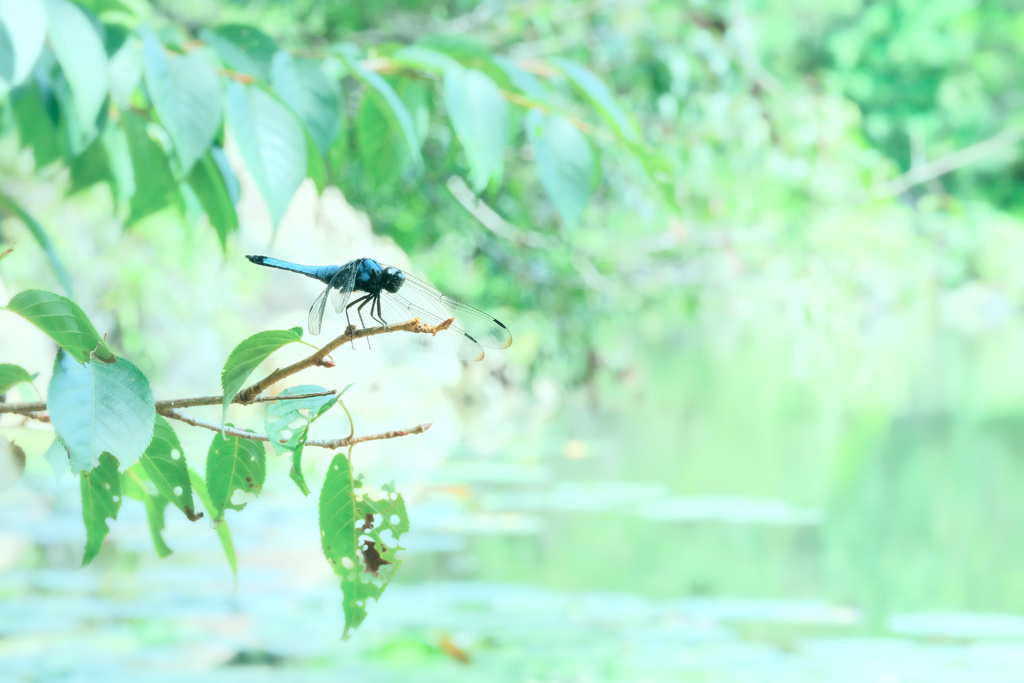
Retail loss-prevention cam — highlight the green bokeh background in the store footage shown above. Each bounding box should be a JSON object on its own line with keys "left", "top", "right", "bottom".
{"left": 3, "top": 0, "right": 1024, "bottom": 680}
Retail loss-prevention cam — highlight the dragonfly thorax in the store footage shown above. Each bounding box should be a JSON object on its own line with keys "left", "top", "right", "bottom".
{"left": 354, "top": 258, "right": 406, "bottom": 294}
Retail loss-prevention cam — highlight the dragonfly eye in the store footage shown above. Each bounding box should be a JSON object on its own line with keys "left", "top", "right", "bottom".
{"left": 383, "top": 267, "right": 405, "bottom": 293}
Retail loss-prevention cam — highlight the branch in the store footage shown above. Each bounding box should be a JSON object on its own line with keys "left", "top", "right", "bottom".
{"left": 307, "top": 422, "right": 433, "bottom": 449}
{"left": 235, "top": 318, "right": 453, "bottom": 404}
{"left": 870, "top": 127, "right": 1024, "bottom": 199}
{"left": 0, "top": 389, "right": 338, "bottom": 417}
{"left": 160, "top": 407, "right": 432, "bottom": 449}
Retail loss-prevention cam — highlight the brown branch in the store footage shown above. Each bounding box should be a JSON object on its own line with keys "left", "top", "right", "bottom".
{"left": 307, "top": 422, "right": 433, "bottom": 449}
{"left": 235, "top": 318, "right": 453, "bottom": 404}
{"left": 159, "top": 389, "right": 336, "bottom": 410}
{"left": 0, "top": 389, "right": 338, "bottom": 417}
{"left": 160, "top": 407, "right": 432, "bottom": 449}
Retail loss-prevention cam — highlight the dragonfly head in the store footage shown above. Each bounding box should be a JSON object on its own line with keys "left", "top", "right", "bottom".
{"left": 382, "top": 266, "right": 405, "bottom": 293}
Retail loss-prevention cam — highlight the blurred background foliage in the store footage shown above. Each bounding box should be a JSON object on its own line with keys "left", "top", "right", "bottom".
{"left": 4, "top": 0, "right": 1024, "bottom": 679}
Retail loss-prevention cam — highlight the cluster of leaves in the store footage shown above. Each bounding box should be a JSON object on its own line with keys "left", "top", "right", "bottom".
{"left": 1, "top": 287, "right": 409, "bottom": 638}
{"left": 0, "top": 0, "right": 662, "bottom": 273}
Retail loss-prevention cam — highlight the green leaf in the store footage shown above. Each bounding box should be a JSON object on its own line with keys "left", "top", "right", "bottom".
{"left": 225, "top": 82, "right": 307, "bottom": 229}
{"left": 0, "top": 363, "right": 34, "bottom": 395}
{"left": 107, "top": 33, "right": 143, "bottom": 109}
{"left": 0, "top": 0, "right": 47, "bottom": 94}
{"left": 265, "top": 384, "right": 337, "bottom": 497}
{"left": 205, "top": 430, "right": 266, "bottom": 520}
{"left": 395, "top": 78, "right": 431, "bottom": 147}
{"left": 44, "top": 437, "right": 69, "bottom": 482}
{"left": 525, "top": 109, "right": 596, "bottom": 229}
{"left": 320, "top": 454, "right": 409, "bottom": 639}
{"left": 101, "top": 121, "right": 134, "bottom": 211}
{"left": 549, "top": 57, "right": 640, "bottom": 144}
{"left": 339, "top": 52, "right": 423, "bottom": 174}
{"left": 0, "top": 436, "right": 26, "bottom": 494}
{"left": 0, "top": 194, "right": 73, "bottom": 294}
{"left": 188, "top": 150, "right": 238, "bottom": 250}
{"left": 390, "top": 45, "right": 462, "bottom": 75}
{"left": 491, "top": 55, "right": 547, "bottom": 99}
{"left": 11, "top": 79, "right": 63, "bottom": 168}
{"left": 444, "top": 68, "right": 509, "bottom": 191}
{"left": 120, "top": 110, "right": 178, "bottom": 224}
{"left": 200, "top": 24, "right": 277, "bottom": 82}
{"left": 220, "top": 326, "right": 303, "bottom": 423}
{"left": 42, "top": 0, "right": 108, "bottom": 131}
{"left": 68, "top": 135, "right": 111, "bottom": 195}
{"left": 80, "top": 452, "right": 121, "bottom": 566}
{"left": 142, "top": 30, "right": 223, "bottom": 175}
{"left": 140, "top": 416, "right": 198, "bottom": 519}
{"left": 270, "top": 51, "right": 341, "bottom": 154}
{"left": 189, "top": 468, "right": 236, "bottom": 577}
{"left": 305, "top": 131, "right": 327, "bottom": 194}
{"left": 355, "top": 92, "right": 409, "bottom": 187}
{"left": 47, "top": 349, "right": 155, "bottom": 474}
{"left": 122, "top": 466, "right": 172, "bottom": 558}
{"left": 4, "top": 289, "right": 112, "bottom": 362}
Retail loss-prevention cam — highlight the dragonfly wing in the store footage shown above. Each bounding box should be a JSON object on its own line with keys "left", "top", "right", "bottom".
{"left": 307, "top": 285, "right": 331, "bottom": 335}
{"left": 394, "top": 272, "right": 513, "bottom": 349}
{"left": 328, "top": 262, "right": 360, "bottom": 314}
{"left": 375, "top": 290, "right": 485, "bottom": 361}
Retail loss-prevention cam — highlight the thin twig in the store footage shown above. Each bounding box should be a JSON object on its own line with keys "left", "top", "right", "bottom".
{"left": 235, "top": 318, "right": 453, "bottom": 404}
{"left": 446, "top": 176, "right": 558, "bottom": 249}
{"left": 870, "top": 127, "right": 1024, "bottom": 199}
{"left": 308, "top": 422, "right": 433, "bottom": 449}
{"left": 160, "top": 406, "right": 432, "bottom": 449}
{"left": 158, "top": 389, "right": 336, "bottom": 410}
{"left": 159, "top": 408, "right": 273, "bottom": 442}
{"left": 0, "top": 389, "right": 338, "bottom": 417}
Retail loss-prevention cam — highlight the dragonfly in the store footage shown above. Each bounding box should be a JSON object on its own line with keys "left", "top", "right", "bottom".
{"left": 246, "top": 255, "right": 512, "bottom": 361}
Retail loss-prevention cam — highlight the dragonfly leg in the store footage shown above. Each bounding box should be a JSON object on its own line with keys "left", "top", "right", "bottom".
{"left": 345, "top": 293, "right": 373, "bottom": 349}
{"left": 355, "top": 294, "right": 376, "bottom": 350}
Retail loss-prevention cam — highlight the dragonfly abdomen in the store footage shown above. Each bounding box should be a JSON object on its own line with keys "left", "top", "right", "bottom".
{"left": 246, "top": 255, "right": 341, "bottom": 287}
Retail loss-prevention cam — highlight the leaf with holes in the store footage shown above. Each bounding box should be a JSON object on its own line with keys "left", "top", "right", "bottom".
{"left": 205, "top": 429, "right": 266, "bottom": 520}
{"left": 189, "top": 468, "right": 236, "bottom": 578}
{"left": 525, "top": 109, "right": 597, "bottom": 229}
{"left": 225, "top": 82, "right": 307, "bottom": 229}
{"left": 142, "top": 29, "right": 222, "bottom": 175}
{"left": 140, "top": 416, "right": 198, "bottom": 519}
{"left": 4, "top": 290, "right": 111, "bottom": 362}
{"left": 0, "top": 363, "right": 34, "bottom": 395}
{"left": 220, "top": 326, "right": 303, "bottom": 423}
{"left": 444, "top": 68, "right": 509, "bottom": 191}
{"left": 121, "top": 465, "right": 172, "bottom": 558}
{"left": 320, "top": 453, "right": 409, "bottom": 639}
{"left": 47, "top": 349, "right": 155, "bottom": 474}
{"left": 265, "top": 384, "right": 338, "bottom": 496}
{"left": 80, "top": 452, "right": 121, "bottom": 565}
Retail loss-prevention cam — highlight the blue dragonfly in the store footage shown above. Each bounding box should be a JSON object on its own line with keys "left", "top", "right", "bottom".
{"left": 246, "top": 255, "right": 512, "bottom": 361}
